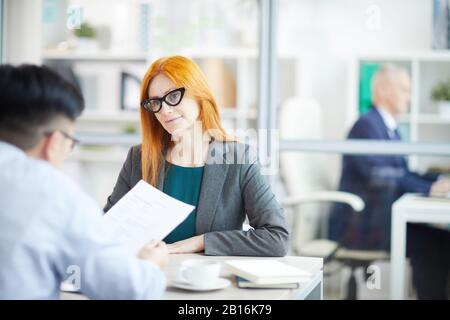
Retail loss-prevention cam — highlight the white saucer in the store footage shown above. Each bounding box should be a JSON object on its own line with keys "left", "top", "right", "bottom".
{"left": 171, "top": 278, "right": 231, "bottom": 291}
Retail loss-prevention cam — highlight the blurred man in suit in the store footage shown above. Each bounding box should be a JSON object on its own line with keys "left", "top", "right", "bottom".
{"left": 328, "top": 64, "right": 450, "bottom": 299}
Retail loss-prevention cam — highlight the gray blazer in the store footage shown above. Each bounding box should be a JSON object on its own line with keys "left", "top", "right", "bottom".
{"left": 104, "top": 140, "right": 290, "bottom": 257}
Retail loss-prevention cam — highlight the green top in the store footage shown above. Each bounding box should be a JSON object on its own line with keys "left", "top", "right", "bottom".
{"left": 162, "top": 161, "right": 204, "bottom": 244}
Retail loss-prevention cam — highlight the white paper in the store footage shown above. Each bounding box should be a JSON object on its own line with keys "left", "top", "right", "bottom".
{"left": 104, "top": 180, "right": 195, "bottom": 253}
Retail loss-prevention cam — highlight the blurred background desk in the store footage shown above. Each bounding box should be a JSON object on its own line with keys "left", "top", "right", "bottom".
{"left": 61, "top": 254, "right": 323, "bottom": 300}
{"left": 390, "top": 194, "right": 450, "bottom": 299}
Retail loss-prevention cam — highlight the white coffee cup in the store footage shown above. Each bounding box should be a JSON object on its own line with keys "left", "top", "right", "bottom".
{"left": 178, "top": 260, "right": 221, "bottom": 287}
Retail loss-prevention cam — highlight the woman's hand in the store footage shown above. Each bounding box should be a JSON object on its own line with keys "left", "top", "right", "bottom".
{"left": 167, "top": 235, "right": 205, "bottom": 254}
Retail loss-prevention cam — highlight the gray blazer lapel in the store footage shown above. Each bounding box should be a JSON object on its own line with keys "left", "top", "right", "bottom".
{"left": 196, "top": 141, "right": 230, "bottom": 234}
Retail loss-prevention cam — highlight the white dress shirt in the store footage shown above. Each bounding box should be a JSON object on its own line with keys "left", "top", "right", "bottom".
{"left": 376, "top": 106, "right": 398, "bottom": 139}
{"left": 0, "top": 141, "right": 166, "bottom": 299}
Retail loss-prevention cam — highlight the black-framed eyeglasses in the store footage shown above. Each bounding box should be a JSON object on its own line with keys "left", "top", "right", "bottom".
{"left": 44, "top": 130, "right": 80, "bottom": 150}
{"left": 141, "top": 87, "right": 186, "bottom": 113}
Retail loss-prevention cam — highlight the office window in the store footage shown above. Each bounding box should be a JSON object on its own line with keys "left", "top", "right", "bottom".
{"left": 275, "top": 0, "right": 450, "bottom": 299}
{"left": 275, "top": 0, "right": 450, "bottom": 174}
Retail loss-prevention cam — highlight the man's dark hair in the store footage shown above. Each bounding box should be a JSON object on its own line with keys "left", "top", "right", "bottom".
{"left": 0, "top": 64, "right": 84, "bottom": 150}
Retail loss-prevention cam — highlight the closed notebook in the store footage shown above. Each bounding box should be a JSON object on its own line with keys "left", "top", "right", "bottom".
{"left": 225, "top": 260, "right": 312, "bottom": 285}
{"left": 236, "top": 276, "right": 300, "bottom": 289}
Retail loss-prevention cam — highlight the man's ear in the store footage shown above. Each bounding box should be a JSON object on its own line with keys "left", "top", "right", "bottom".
{"left": 41, "top": 132, "right": 61, "bottom": 162}
{"left": 377, "top": 85, "right": 391, "bottom": 104}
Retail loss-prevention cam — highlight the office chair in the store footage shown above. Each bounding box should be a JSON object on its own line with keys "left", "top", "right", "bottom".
{"left": 279, "top": 97, "right": 389, "bottom": 299}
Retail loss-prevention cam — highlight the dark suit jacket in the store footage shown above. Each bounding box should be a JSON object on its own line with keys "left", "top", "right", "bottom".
{"left": 328, "top": 107, "right": 438, "bottom": 251}
{"left": 104, "top": 140, "right": 290, "bottom": 257}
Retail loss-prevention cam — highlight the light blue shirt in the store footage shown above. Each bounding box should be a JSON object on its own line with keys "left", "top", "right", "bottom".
{"left": 0, "top": 141, "right": 166, "bottom": 299}
{"left": 376, "top": 106, "right": 398, "bottom": 139}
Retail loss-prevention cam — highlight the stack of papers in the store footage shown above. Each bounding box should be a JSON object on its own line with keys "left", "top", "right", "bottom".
{"left": 225, "top": 260, "right": 312, "bottom": 286}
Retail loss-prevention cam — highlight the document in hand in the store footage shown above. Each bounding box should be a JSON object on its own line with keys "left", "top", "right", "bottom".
{"left": 225, "top": 260, "right": 312, "bottom": 285}
{"left": 104, "top": 180, "right": 195, "bottom": 253}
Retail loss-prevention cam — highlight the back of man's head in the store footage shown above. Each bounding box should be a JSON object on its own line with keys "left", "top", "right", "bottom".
{"left": 0, "top": 64, "right": 84, "bottom": 151}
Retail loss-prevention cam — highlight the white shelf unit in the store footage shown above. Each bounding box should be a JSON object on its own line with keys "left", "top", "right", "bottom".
{"left": 43, "top": 48, "right": 299, "bottom": 140}
{"left": 350, "top": 52, "right": 450, "bottom": 173}
{"left": 42, "top": 49, "right": 149, "bottom": 61}
{"left": 43, "top": 48, "right": 259, "bottom": 134}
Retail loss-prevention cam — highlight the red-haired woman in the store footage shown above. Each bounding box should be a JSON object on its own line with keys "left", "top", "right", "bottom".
{"left": 104, "top": 56, "right": 289, "bottom": 257}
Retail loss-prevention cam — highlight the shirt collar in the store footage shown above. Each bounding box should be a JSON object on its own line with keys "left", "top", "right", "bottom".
{"left": 376, "top": 106, "right": 397, "bottom": 132}
{"left": 0, "top": 140, "right": 27, "bottom": 158}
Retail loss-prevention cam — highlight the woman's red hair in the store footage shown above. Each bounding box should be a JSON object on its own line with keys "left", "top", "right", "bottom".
{"left": 140, "top": 55, "right": 232, "bottom": 186}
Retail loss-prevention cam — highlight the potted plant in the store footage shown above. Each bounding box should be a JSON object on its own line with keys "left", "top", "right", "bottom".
{"left": 73, "top": 22, "right": 99, "bottom": 51}
{"left": 431, "top": 79, "right": 450, "bottom": 117}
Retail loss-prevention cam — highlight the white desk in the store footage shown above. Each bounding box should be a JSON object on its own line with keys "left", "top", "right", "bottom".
{"left": 164, "top": 254, "right": 323, "bottom": 300}
{"left": 61, "top": 254, "right": 323, "bottom": 300}
{"left": 390, "top": 194, "right": 450, "bottom": 300}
